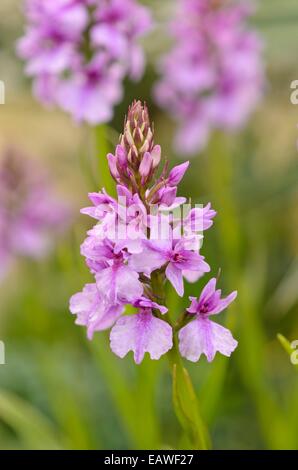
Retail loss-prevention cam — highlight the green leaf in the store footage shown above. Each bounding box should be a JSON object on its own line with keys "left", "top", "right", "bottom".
{"left": 0, "top": 389, "right": 65, "bottom": 450}
{"left": 171, "top": 359, "right": 210, "bottom": 450}
{"left": 37, "top": 353, "right": 96, "bottom": 450}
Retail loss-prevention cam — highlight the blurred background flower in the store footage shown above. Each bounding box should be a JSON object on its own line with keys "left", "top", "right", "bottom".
{"left": 154, "top": 0, "right": 265, "bottom": 155}
{"left": 0, "top": 0, "right": 297, "bottom": 450}
{"left": 17, "top": 0, "right": 152, "bottom": 124}
{"left": 0, "top": 147, "right": 71, "bottom": 281}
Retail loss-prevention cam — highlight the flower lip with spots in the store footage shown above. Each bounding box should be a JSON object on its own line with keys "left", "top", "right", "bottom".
{"left": 179, "top": 278, "right": 238, "bottom": 363}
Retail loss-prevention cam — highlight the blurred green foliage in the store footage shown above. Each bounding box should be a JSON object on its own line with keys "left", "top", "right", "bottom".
{"left": 0, "top": 0, "right": 297, "bottom": 450}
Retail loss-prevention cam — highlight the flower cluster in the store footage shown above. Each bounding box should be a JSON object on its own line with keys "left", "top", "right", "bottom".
{"left": 0, "top": 148, "right": 71, "bottom": 280}
{"left": 154, "top": 0, "right": 264, "bottom": 155}
{"left": 17, "top": 0, "right": 152, "bottom": 124}
{"left": 70, "top": 101, "right": 238, "bottom": 364}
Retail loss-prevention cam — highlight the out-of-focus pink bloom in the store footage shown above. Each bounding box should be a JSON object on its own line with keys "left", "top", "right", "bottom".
{"left": 17, "top": 0, "right": 152, "bottom": 123}
{"left": 57, "top": 54, "right": 124, "bottom": 125}
{"left": 154, "top": 0, "right": 264, "bottom": 155}
{"left": 179, "top": 278, "right": 238, "bottom": 362}
{"left": 0, "top": 148, "right": 71, "bottom": 280}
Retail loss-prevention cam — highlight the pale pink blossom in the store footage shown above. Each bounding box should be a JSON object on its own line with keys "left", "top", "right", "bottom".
{"left": 179, "top": 278, "right": 237, "bottom": 362}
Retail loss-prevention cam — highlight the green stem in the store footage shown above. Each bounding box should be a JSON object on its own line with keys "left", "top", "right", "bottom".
{"left": 168, "top": 336, "right": 210, "bottom": 450}
{"left": 151, "top": 272, "right": 210, "bottom": 450}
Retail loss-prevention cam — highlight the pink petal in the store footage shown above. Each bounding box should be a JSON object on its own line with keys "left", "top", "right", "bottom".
{"left": 199, "top": 278, "right": 217, "bottom": 303}
{"left": 139, "top": 151, "right": 152, "bottom": 182}
{"left": 160, "top": 197, "right": 187, "bottom": 211}
{"left": 110, "top": 311, "right": 173, "bottom": 364}
{"left": 151, "top": 145, "right": 161, "bottom": 168}
{"left": 175, "top": 250, "right": 210, "bottom": 272}
{"left": 210, "top": 290, "right": 238, "bottom": 315}
{"left": 166, "top": 262, "right": 184, "bottom": 296}
{"left": 179, "top": 317, "right": 238, "bottom": 362}
{"left": 87, "top": 304, "right": 123, "bottom": 340}
{"left": 186, "top": 296, "right": 200, "bottom": 314}
{"left": 134, "top": 297, "right": 168, "bottom": 315}
{"left": 128, "top": 246, "right": 167, "bottom": 274}
{"left": 183, "top": 269, "right": 203, "bottom": 283}
{"left": 115, "top": 265, "right": 144, "bottom": 302}
{"left": 107, "top": 153, "right": 120, "bottom": 181}
{"left": 96, "top": 265, "right": 143, "bottom": 303}
{"left": 168, "top": 161, "right": 189, "bottom": 186}
{"left": 159, "top": 186, "right": 177, "bottom": 206}
{"left": 69, "top": 283, "right": 123, "bottom": 339}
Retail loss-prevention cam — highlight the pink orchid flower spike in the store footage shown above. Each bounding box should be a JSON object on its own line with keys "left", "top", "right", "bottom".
{"left": 179, "top": 278, "right": 238, "bottom": 362}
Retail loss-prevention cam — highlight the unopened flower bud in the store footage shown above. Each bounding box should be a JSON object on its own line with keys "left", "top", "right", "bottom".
{"left": 121, "top": 100, "right": 154, "bottom": 160}
{"left": 115, "top": 100, "right": 159, "bottom": 191}
{"left": 139, "top": 152, "right": 153, "bottom": 184}
{"left": 107, "top": 153, "right": 120, "bottom": 182}
{"left": 168, "top": 161, "right": 189, "bottom": 186}
{"left": 115, "top": 145, "right": 126, "bottom": 165}
{"left": 151, "top": 145, "right": 161, "bottom": 168}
